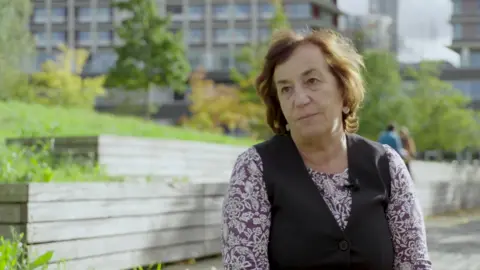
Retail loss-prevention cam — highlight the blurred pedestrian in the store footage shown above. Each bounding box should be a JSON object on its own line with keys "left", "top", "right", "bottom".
{"left": 378, "top": 123, "right": 404, "bottom": 156}
{"left": 400, "top": 126, "right": 416, "bottom": 173}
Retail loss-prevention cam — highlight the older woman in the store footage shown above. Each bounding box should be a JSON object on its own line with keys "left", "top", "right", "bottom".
{"left": 221, "top": 29, "right": 431, "bottom": 270}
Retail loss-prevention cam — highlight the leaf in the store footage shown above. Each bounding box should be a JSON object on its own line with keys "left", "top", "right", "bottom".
{"left": 29, "top": 251, "right": 53, "bottom": 269}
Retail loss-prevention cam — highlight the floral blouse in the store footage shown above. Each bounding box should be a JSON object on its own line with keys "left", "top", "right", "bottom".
{"left": 221, "top": 145, "right": 432, "bottom": 270}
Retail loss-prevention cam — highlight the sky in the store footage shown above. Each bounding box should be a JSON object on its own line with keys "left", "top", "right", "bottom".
{"left": 338, "top": 0, "right": 459, "bottom": 65}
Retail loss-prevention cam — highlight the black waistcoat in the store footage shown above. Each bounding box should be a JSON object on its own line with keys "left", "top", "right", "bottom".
{"left": 254, "top": 133, "right": 394, "bottom": 270}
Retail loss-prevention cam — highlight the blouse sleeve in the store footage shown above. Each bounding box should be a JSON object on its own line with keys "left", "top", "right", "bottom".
{"left": 384, "top": 145, "right": 433, "bottom": 269}
{"left": 221, "top": 147, "right": 271, "bottom": 270}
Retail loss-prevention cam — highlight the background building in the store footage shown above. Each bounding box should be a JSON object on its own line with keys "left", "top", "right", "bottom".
{"left": 30, "top": 0, "right": 342, "bottom": 76}
{"left": 447, "top": 0, "right": 480, "bottom": 108}
{"left": 341, "top": 14, "right": 392, "bottom": 51}
{"left": 368, "top": 0, "right": 398, "bottom": 53}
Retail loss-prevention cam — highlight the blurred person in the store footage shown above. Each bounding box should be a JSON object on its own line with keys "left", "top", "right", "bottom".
{"left": 378, "top": 123, "right": 404, "bottom": 156}
{"left": 399, "top": 126, "right": 416, "bottom": 173}
{"left": 221, "top": 29, "right": 431, "bottom": 270}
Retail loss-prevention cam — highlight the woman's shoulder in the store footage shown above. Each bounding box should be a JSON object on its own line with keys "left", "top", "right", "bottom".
{"left": 233, "top": 146, "right": 263, "bottom": 173}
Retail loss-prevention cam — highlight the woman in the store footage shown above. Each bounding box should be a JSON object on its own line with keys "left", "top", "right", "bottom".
{"left": 221, "top": 29, "right": 431, "bottom": 269}
{"left": 400, "top": 126, "right": 416, "bottom": 173}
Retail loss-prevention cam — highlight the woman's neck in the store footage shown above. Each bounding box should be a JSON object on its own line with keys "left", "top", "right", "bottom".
{"left": 291, "top": 130, "right": 348, "bottom": 172}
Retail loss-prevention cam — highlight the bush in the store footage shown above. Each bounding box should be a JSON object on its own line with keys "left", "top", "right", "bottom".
{"left": 0, "top": 228, "right": 54, "bottom": 270}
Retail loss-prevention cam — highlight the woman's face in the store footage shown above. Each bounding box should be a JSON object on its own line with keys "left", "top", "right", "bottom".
{"left": 273, "top": 43, "right": 344, "bottom": 139}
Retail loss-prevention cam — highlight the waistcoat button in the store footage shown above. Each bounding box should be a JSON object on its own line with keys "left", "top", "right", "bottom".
{"left": 338, "top": 240, "right": 349, "bottom": 251}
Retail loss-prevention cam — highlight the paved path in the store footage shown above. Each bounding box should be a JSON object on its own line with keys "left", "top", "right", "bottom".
{"left": 165, "top": 214, "right": 480, "bottom": 270}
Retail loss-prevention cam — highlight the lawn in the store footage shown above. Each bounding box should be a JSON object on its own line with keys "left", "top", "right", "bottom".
{"left": 0, "top": 101, "right": 256, "bottom": 145}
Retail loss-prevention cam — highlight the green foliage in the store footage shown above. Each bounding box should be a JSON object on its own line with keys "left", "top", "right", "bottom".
{"left": 230, "top": 0, "right": 291, "bottom": 139}
{"left": 359, "top": 50, "right": 412, "bottom": 140}
{"left": 405, "top": 61, "right": 480, "bottom": 152}
{"left": 30, "top": 44, "right": 106, "bottom": 109}
{"left": 106, "top": 0, "right": 191, "bottom": 117}
{"left": 0, "top": 101, "right": 255, "bottom": 146}
{"left": 0, "top": 227, "right": 54, "bottom": 270}
{"left": 360, "top": 53, "right": 479, "bottom": 152}
{"left": 0, "top": 0, "right": 35, "bottom": 102}
{"left": 0, "top": 125, "right": 111, "bottom": 183}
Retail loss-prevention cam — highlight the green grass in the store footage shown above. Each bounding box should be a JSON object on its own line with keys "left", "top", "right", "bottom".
{"left": 0, "top": 101, "right": 256, "bottom": 145}
{"left": 0, "top": 101, "right": 256, "bottom": 183}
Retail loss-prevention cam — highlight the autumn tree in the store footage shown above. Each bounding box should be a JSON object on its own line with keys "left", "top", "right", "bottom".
{"left": 182, "top": 69, "right": 263, "bottom": 135}
{"left": 0, "top": 0, "right": 35, "bottom": 101}
{"left": 405, "top": 61, "right": 479, "bottom": 152}
{"left": 30, "top": 44, "right": 105, "bottom": 109}
{"left": 106, "top": 0, "right": 191, "bottom": 119}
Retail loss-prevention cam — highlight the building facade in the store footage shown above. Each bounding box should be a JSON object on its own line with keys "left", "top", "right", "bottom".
{"left": 30, "top": 0, "right": 342, "bottom": 75}
{"left": 341, "top": 14, "right": 392, "bottom": 51}
{"left": 368, "top": 0, "right": 398, "bottom": 53}
{"left": 448, "top": 0, "right": 480, "bottom": 106}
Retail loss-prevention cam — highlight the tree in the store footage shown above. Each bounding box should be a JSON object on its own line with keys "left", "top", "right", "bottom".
{"left": 405, "top": 61, "right": 479, "bottom": 152}
{"left": 30, "top": 44, "right": 106, "bottom": 109}
{"left": 181, "top": 68, "right": 263, "bottom": 134}
{"left": 230, "top": 0, "right": 291, "bottom": 138}
{"left": 358, "top": 50, "right": 412, "bottom": 140}
{"left": 0, "top": 0, "right": 35, "bottom": 101}
{"left": 106, "top": 0, "right": 191, "bottom": 119}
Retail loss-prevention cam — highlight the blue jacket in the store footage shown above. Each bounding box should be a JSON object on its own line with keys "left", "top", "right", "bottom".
{"left": 378, "top": 131, "right": 403, "bottom": 154}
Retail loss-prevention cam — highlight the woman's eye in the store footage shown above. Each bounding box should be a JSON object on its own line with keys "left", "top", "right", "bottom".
{"left": 281, "top": 86, "right": 292, "bottom": 93}
{"left": 306, "top": 78, "right": 319, "bottom": 85}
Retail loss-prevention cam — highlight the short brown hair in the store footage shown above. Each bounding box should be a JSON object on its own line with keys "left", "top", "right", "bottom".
{"left": 256, "top": 28, "right": 365, "bottom": 134}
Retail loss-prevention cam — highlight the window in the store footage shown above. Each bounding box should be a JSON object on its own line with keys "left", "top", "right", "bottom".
{"left": 188, "top": 29, "right": 204, "bottom": 44}
{"left": 51, "top": 8, "right": 66, "bottom": 23}
{"left": 259, "top": 3, "right": 273, "bottom": 18}
{"left": 36, "top": 51, "right": 55, "bottom": 70}
{"left": 234, "top": 28, "right": 250, "bottom": 43}
{"left": 285, "top": 4, "right": 311, "bottom": 19}
{"left": 97, "top": 31, "right": 112, "bottom": 45}
{"left": 234, "top": 4, "right": 250, "bottom": 19}
{"left": 213, "top": 4, "right": 230, "bottom": 19}
{"left": 95, "top": 7, "right": 111, "bottom": 22}
{"left": 213, "top": 49, "right": 230, "bottom": 69}
{"left": 34, "top": 32, "right": 48, "bottom": 47}
{"left": 220, "top": 56, "right": 230, "bottom": 69}
{"left": 453, "top": 24, "right": 462, "bottom": 39}
{"left": 188, "top": 51, "right": 204, "bottom": 69}
{"left": 452, "top": 0, "right": 462, "bottom": 14}
{"left": 259, "top": 28, "right": 270, "bottom": 41}
{"left": 214, "top": 29, "right": 231, "bottom": 43}
{"left": 77, "top": 7, "right": 92, "bottom": 22}
{"left": 33, "top": 8, "right": 47, "bottom": 23}
{"left": 451, "top": 81, "right": 471, "bottom": 96}
{"left": 471, "top": 81, "right": 480, "bottom": 99}
{"left": 188, "top": 5, "right": 204, "bottom": 20}
{"left": 51, "top": 32, "right": 66, "bottom": 45}
{"left": 320, "top": 11, "right": 333, "bottom": 25}
{"left": 76, "top": 31, "right": 92, "bottom": 46}
{"left": 471, "top": 51, "right": 480, "bottom": 67}
{"left": 84, "top": 50, "right": 117, "bottom": 74}
{"left": 166, "top": 5, "right": 182, "bottom": 14}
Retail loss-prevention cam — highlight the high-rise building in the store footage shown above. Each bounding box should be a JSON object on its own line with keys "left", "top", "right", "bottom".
{"left": 341, "top": 14, "right": 392, "bottom": 51}
{"left": 447, "top": 0, "right": 480, "bottom": 107}
{"left": 368, "top": 0, "right": 398, "bottom": 53}
{"left": 30, "top": 0, "right": 343, "bottom": 75}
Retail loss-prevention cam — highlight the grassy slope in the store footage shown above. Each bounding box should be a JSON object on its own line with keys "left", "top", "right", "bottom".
{"left": 0, "top": 101, "right": 256, "bottom": 146}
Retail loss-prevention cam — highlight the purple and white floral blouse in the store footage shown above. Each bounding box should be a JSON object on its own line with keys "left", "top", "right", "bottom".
{"left": 221, "top": 145, "right": 432, "bottom": 270}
